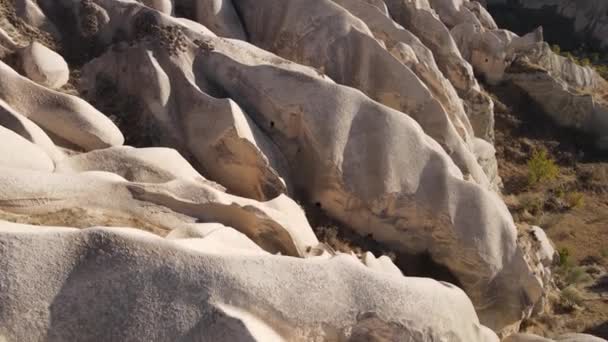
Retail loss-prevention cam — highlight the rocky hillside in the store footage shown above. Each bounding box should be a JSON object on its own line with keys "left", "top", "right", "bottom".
{"left": 485, "top": 0, "right": 608, "bottom": 53}
{"left": 0, "top": 0, "right": 606, "bottom": 341}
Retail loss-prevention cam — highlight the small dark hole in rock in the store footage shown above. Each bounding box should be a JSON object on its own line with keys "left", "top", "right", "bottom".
{"left": 270, "top": 121, "right": 275, "bottom": 128}
{"left": 315, "top": 202, "right": 322, "bottom": 208}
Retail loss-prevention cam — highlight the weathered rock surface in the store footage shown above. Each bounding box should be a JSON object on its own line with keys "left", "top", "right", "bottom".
{"left": 0, "top": 99, "right": 65, "bottom": 162}
{"left": 20, "top": 41, "right": 69, "bottom": 88}
{"left": 485, "top": 0, "right": 608, "bottom": 52}
{"left": 0, "top": 223, "right": 500, "bottom": 342}
{"left": 54, "top": 146, "right": 208, "bottom": 183}
{"left": 0, "top": 165, "right": 318, "bottom": 257}
{"left": 140, "top": 0, "right": 173, "bottom": 14}
{"left": 233, "top": 0, "right": 491, "bottom": 187}
{"left": 1, "top": 0, "right": 604, "bottom": 339}
{"left": 0, "top": 60, "right": 123, "bottom": 150}
{"left": 0, "top": 125, "right": 54, "bottom": 171}
{"left": 384, "top": 0, "right": 497, "bottom": 142}
{"left": 505, "top": 45, "right": 608, "bottom": 149}
{"left": 504, "top": 333, "right": 608, "bottom": 342}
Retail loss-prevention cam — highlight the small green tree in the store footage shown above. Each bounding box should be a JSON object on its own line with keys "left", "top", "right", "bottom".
{"left": 527, "top": 149, "right": 559, "bottom": 186}
{"left": 558, "top": 247, "right": 571, "bottom": 267}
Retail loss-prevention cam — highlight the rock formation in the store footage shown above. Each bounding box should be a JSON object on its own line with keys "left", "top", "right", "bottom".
{"left": 0, "top": 0, "right": 605, "bottom": 340}
{"left": 485, "top": 0, "right": 608, "bottom": 52}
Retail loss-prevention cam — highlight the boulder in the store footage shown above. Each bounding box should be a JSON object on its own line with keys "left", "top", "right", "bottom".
{"left": 530, "top": 226, "right": 557, "bottom": 267}
{"left": 20, "top": 41, "right": 69, "bottom": 89}
{"left": 0, "top": 60, "right": 124, "bottom": 150}
{"left": 0, "top": 223, "right": 499, "bottom": 341}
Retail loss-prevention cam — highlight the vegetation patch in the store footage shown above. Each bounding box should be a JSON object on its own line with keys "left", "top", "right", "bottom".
{"left": 527, "top": 149, "right": 559, "bottom": 186}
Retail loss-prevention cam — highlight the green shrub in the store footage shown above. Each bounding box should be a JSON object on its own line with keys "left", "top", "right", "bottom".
{"left": 520, "top": 194, "right": 544, "bottom": 215}
{"left": 560, "top": 286, "right": 584, "bottom": 307}
{"left": 580, "top": 58, "right": 591, "bottom": 66}
{"left": 565, "top": 191, "right": 585, "bottom": 209}
{"left": 558, "top": 247, "right": 571, "bottom": 267}
{"left": 527, "top": 149, "right": 559, "bottom": 186}
{"left": 564, "top": 266, "right": 592, "bottom": 285}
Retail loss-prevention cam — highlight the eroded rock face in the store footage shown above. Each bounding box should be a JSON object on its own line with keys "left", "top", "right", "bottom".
{"left": 504, "top": 333, "right": 608, "bottom": 342}
{"left": 20, "top": 41, "right": 69, "bottom": 89}
{"left": 384, "top": 0, "right": 497, "bottom": 142}
{"left": 79, "top": 34, "right": 289, "bottom": 201}
{"left": 485, "top": 0, "right": 608, "bottom": 52}
{"left": 505, "top": 44, "right": 608, "bottom": 149}
{"left": 0, "top": 60, "right": 123, "bottom": 150}
{"left": 3, "top": 0, "right": 599, "bottom": 338}
{"left": 0, "top": 223, "right": 499, "bottom": 342}
{"left": 231, "top": 0, "right": 491, "bottom": 188}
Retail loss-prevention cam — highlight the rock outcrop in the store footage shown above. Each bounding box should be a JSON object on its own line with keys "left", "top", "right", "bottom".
{"left": 20, "top": 41, "right": 69, "bottom": 88}
{"left": 485, "top": 0, "right": 608, "bottom": 52}
{"left": 0, "top": 0, "right": 604, "bottom": 340}
{"left": 504, "top": 333, "right": 608, "bottom": 342}
{"left": 0, "top": 223, "right": 500, "bottom": 342}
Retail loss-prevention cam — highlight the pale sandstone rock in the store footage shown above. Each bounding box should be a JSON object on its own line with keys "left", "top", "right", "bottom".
{"left": 384, "top": 0, "right": 497, "bottom": 142}
{"left": 74, "top": 1, "right": 542, "bottom": 330}
{"left": 361, "top": 252, "right": 403, "bottom": 276}
{"left": 0, "top": 166, "right": 317, "bottom": 257}
{"left": 55, "top": 146, "right": 207, "bottom": 184}
{"left": 0, "top": 223, "right": 499, "bottom": 341}
{"left": 80, "top": 42, "right": 289, "bottom": 201}
{"left": 0, "top": 126, "right": 54, "bottom": 171}
{"left": 450, "top": 23, "right": 543, "bottom": 84}
{"left": 0, "top": 60, "right": 124, "bottom": 150}
{"left": 20, "top": 41, "right": 69, "bottom": 89}
{"left": 530, "top": 226, "right": 557, "bottom": 267}
{"left": 331, "top": 0, "right": 477, "bottom": 149}
{"left": 555, "top": 334, "right": 608, "bottom": 342}
{"left": 166, "top": 223, "right": 269, "bottom": 255}
{"left": 0, "top": 27, "right": 18, "bottom": 57}
{"left": 506, "top": 48, "right": 608, "bottom": 149}
{"left": 233, "top": 0, "right": 491, "bottom": 187}
{"left": 139, "top": 0, "right": 173, "bottom": 13}
{"left": 504, "top": 333, "right": 608, "bottom": 342}
{"left": 0, "top": 100, "right": 65, "bottom": 162}
{"left": 181, "top": 0, "right": 247, "bottom": 39}
{"left": 504, "top": 333, "right": 554, "bottom": 342}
